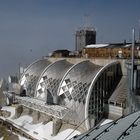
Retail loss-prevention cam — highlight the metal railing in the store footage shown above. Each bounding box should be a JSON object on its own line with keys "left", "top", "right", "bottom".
{"left": 15, "top": 95, "right": 70, "bottom": 119}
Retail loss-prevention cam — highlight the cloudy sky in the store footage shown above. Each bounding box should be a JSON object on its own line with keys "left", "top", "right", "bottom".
{"left": 0, "top": 0, "right": 140, "bottom": 78}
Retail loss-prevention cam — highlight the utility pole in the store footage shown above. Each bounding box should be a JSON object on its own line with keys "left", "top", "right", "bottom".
{"left": 131, "top": 28, "right": 135, "bottom": 91}
{"left": 84, "top": 14, "right": 90, "bottom": 29}
{"left": 130, "top": 28, "right": 135, "bottom": 112}
{"left": 18, "top": 63, "right": 21, "bottom": 81}
{"left": 139, "top": 20, "right": 140, "bottom": 43}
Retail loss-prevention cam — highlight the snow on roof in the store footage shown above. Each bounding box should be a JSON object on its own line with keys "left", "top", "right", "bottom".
{"left": 124, "top": 44, "right": 131, "bottom": 47}
{"left": 100, "top": 119, "right": 113, "bottom": 126}
{"left": 14, "top": 115, "right": 33, "bottom": 126}
{"left": 86, "top": 44, "right": 109, "bottom": 48}
{"left": 1, "top": 106, "right": 81, "bottom": 140}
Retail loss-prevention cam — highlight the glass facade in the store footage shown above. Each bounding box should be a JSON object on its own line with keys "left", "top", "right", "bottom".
{"left": 87, "top": 63, "right": 122, "bottom": 127}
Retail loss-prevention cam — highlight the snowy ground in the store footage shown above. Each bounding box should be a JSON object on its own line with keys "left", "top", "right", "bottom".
{"left": 1, "top": 106, "right": 81, "bottom": 140}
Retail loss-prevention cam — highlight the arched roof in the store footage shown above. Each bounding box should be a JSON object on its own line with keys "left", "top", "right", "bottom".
{"left": 56, "top": 61, "right": 102, "bottom": 125}
{"left": 57, "top": 60, "right": 102, "bottom": 102}
{"left": 85, "top": 61, "right": 122, "bottom": 129}
{"left": 19, "top": 59, "right": 51, "bottom": 96}
{"left": 35, "top": 60, "right": 73, "bottom": 101}
{"left": 17, "top": 59, "right": 123, "bottom": 131}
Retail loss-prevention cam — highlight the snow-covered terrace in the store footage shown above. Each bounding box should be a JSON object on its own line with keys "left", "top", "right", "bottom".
{"left": 1, "top": 106, "right": 81, "bottom": 140}
{"left": 15, "top": 95, "right": 70, "bottom": 119}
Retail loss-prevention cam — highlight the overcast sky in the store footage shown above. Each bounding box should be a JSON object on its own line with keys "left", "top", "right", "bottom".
{"left": 0, "top": 0, "right": 140, "bottom": 78}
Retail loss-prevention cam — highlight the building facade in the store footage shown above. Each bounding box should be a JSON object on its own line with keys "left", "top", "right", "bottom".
{"left": 82, "top": 43, "right": 140, "bottom": 59}
{"left": 75, "top": 28, "right": 96, "bottom": 52}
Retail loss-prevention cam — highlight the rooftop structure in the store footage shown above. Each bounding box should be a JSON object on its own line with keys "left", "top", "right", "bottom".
{"left": 84, "top": 61, "right": 122, "bottom": 129}
{"left": 51, "top": 50, "right": 70, "bottom": 57}
{"left": 126, "top": 60, "right": 140, "bottom": 113}
{"left": 71, "top": 110, "right": 140, "bottom": 140}
{"left": 20, "top": 59, "right": 51, "bottom": 97}
{"left": 83, "top": 43, "right": 140, "bottom": 59}
{"left": 35, "top": 59, "right": 73, "bottom": 104}
{"left": 57, "top": 60, "right": 102, "bottom": 128}
{"left": 18, "top": 58, "right": 123, "bottom": 130}
{"left": 109, "top": 76, "right": 128, "bottom": 107}
{"left": 107, "top": 76, "right": 128, "bottom": 120}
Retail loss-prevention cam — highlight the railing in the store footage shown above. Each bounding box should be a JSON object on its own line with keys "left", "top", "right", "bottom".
{"left": 15, "top": 95, "right": 70, "bottom": 119}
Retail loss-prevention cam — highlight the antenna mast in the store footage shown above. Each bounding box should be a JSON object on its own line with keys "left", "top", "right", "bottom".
{"left": 84, "top": 14, "right": 93, "bottom": 30}
{"left": 138, "top": 19, "right": 140, "bottom": 43}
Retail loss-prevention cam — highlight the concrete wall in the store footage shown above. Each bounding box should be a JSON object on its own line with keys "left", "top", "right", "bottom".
{"left": 52, "top": 118, "right": 62, "bottom": 136}
{"left": 108, "top": 105, "right": 123, "bottom": 120}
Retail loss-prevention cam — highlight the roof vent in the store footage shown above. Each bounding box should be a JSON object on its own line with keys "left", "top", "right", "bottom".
{"left": 123, "top": 132, "right": 130, "bottom": 136}
{"left": 132, "top": 123, "right": 137, "bottom": 127}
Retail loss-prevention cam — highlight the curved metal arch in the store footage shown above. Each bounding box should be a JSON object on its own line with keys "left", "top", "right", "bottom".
{"left": 57, "top": 60, "right": 90, "bottom": 96}
{"left": 19, "top": 58, "right": 51, "bottom": 97}
{"left": 85, "top": 61, "right": 121, "bottom": 130}
{"left": 35, "top": 59, "right": 71, "bottom": 98}
{"left": 19, "top": 58, "right": 50, "bottom": 84}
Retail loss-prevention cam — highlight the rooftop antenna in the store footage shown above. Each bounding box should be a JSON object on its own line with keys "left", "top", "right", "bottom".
{"left": 138, "top": 19, "right": 140, "bottom": 43}
{"left": 84, "top": 14, "right": 92, "bottom": 30}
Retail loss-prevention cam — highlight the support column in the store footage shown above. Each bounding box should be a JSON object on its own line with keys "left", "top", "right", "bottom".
{"left": 52, "top": 118, "right": 62, "bottom": 136}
